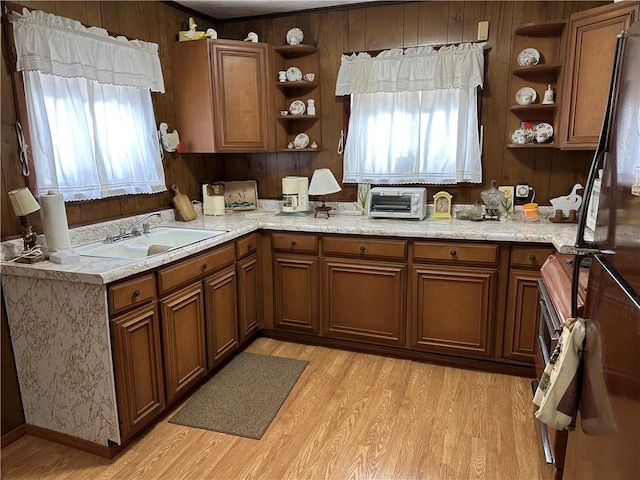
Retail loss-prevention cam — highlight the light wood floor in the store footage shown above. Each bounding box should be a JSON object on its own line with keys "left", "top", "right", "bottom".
{"left": 1, "top": 338, "right": 547, "bottom": 479}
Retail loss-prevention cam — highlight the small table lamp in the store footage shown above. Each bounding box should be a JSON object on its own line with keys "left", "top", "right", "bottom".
{"left": 308, "top": 168, "right": 341, "bottom": 218}
{"left": 8, "top": 187, "right": 41, "bottom": 253}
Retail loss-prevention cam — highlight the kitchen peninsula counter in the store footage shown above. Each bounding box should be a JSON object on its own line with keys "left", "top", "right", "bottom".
{"left": 0, "top": 206, "right": 578, "bottom": 449}
{"left": 1, "top": 207, "right": 578, "bottom": 284}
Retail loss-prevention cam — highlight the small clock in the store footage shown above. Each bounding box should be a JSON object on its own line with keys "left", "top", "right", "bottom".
{"left": 433, "top": 191, "right": 452, "bottom": 218}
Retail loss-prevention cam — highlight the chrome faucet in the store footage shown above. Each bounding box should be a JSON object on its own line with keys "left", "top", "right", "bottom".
{"left": 106, "top": 213, "right": 161, "bottom": 243}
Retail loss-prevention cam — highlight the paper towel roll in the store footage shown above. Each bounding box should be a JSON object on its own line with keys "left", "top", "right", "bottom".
{"left": 40, "top": 191, "right": 71, "bottom": 252}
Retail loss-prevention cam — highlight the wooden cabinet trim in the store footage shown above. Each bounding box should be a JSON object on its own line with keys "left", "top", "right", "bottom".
{"left": 322, "top": 235, "right": 407, "bottom": 260}
{"left": 204, "top": 265, "right": 239, "bottom": 369}
{"left": 510, "top": 245, "right": 555, "bottom": 269}
{"left": 237, "top": 253, "right": 260, "bottom": 342}
{"left": 272, "top": 232, "right": 318, "bottom": 254}
{"left": 236, "top": 233, "right": 258, "bottom": 260}
{"left": 108, "top": 274, "right": 156, "bottom": 316}
{"left": 157, "top": 243, "right": 235, "bottom": 296}
{"left": 412, "top": 241, "right": 499, "bottom": 265}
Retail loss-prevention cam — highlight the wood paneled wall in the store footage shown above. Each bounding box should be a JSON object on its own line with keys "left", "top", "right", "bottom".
{"left": 1, "top": 1, "right": 606, "bottom": 239}
{"left": 215, "top": 1, "right": 606, "bottom": 206}
{"left": 0, "top": 1, "right": 223, "bottom": 239}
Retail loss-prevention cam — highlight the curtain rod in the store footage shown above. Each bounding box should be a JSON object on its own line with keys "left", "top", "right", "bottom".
{"left": 344, "top": 39, "right": 489, "bottom": 57}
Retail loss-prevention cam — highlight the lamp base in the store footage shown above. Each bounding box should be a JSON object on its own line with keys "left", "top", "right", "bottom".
{"left": 313, "top": 205, "right": 332, "bottom": 219}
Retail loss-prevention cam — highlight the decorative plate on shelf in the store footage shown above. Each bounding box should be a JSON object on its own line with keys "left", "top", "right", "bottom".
{"left": 289, "top": 99, "right": 306, "bottom": 115}
{"left": 286, "top": 66, "right": 302, "bottom": 82}
{"left": 533, "top": 122, "right": 554, "bottom": 143}
{"left": 293, "top": 132, "right": 310, "bottom": 149}
{"left": 517, "top": 47, "right": 540, "bottom": 67}
{"left": 515, "top": 86, "right": 537, "bottom": 105}
{"left": 286, "top": 27, "right": 304, "bottom": 45}
{"left": 510, "top": 128, "right": 527, "bottom": 145}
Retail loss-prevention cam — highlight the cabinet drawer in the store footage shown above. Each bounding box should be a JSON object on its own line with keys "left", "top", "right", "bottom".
{"left": 236, "top": 233, "right": 258, "bottom": 260}
{"left": 108, "top": 274, "right": 156, "bottom": 315}
{"left": 413, "top": 241, "right": 498, "bottom": 265}
{"left": 510, "top": 245, "right": 555, "bottom": 269}
{"left": 323, "top": 236, "right": 407, "bottom": 260}
{"left": 158, "top": 243, "right": 235, "bottom": 295}
{"left": 272, "top": 232, "right": 318, "bottom": 254}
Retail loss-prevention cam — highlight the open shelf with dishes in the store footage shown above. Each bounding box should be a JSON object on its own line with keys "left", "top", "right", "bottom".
{"left": 506, "top": 21, "right": 566, "bottom": 149}
{"left": 273, "top": 44, "right": 321, "bottom": 152}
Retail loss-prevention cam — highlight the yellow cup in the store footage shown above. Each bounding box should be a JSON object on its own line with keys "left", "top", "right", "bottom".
{"left": 523, "top": 203, "right": 539, "bottom": 222}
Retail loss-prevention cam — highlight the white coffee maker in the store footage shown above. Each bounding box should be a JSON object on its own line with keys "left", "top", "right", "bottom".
{"left": 282, "top": 176, "right": 309, "bottom": 213}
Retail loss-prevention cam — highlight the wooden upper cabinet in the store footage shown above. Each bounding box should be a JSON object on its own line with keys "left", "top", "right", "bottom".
{"left": 172, "top": 39, "right": 273, "bottom": 153}
{"left": 558, "top": 1, "right": 640, "bottom": 150}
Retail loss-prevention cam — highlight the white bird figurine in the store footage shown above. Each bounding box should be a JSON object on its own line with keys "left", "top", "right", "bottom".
{"left": 244, "top": 32, "right": 258, "bottom": 42}
{"left": 550, "top": 183, "right": 583, "bottom": 217}
{"left": 206, "top": 28, "right": 217, "bottom": 39}
{"left": 185, "top": 22, "right": 198, "bottom": 40}
{"left": 158, "top": 123, "right": 181, "bottom": 152}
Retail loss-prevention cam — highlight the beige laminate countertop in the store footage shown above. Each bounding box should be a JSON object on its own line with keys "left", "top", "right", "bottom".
{"left": 0, "top": 207, "right": 579, "bottom": 285}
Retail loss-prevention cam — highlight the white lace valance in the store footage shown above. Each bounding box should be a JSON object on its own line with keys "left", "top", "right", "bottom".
{"left": 9, "top": 8, "right": 165, "bottom": 92}
{"left": 335, "top": 42, "right": 486, "bottom": 95}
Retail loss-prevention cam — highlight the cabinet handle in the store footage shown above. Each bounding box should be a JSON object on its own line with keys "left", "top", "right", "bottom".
{"left": 359, "top": 245, "right": 366, "bottom": 252}
{"left": 133, "top": 289, "right": 140, "bottom": 297}
{"left": 290, "top": 240, "right": 296, "bottom": 246}
{"left": 450, "top": 250, "right": 457, "bottom": 256}
{"left": 529, "top": 255, "right": 536, "bottom": 261}
{"left": 202, "top": 262, "right": 208, "bottom": 270}
{"left": 247, "top": 243, "right": 253, "bottom": 250}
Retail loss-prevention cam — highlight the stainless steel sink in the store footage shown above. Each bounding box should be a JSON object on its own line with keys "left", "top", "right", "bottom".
{"left": 75, "top": 227, "right": 227, "bottom": 259}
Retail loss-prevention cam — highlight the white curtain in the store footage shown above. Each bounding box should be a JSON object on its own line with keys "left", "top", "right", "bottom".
{"left": 9, "top": 8, "right": 166, "bottom": 201}
{"left": 336, "top": 43, "right": 485, "bottom": 185}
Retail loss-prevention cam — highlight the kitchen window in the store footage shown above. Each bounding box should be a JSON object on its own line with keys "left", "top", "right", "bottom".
{"left": 8, "top": 7, "right": 166, "bottom": 202}
{"left": 336, "top": 43, "right": 486, "bottom": 185}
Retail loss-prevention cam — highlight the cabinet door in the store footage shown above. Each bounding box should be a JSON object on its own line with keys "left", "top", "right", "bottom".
{"left": 503, "top": 269, "right": 541, "bottom": 363}
{"left": 273, "top": 254, "right": 319, "bottom": 333}
{"left": 322, "top": 258, "right": 405, "bottom": 346}
{"left": 111, "top": 303, "right": 164, "bottom": 440}
{"left": 237, "top": 253, "right": 260, "bottom": 342}
{"left": 410, "top": 265, "right": 497, "bottom": 359}
{"left": 559, "top": 2, "right": 639, "bottom": 149}
{"left": 160, "top": 282, "right": 207, "bottom": 403}
{"left": 210, "top": 41, "right": 272, "bottom": 152}
{"left": 204, "top": 265, "right": 239, "bottom": 370}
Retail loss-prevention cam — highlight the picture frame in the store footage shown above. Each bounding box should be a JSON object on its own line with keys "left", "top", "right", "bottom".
{"left": 221, "top": 180, "right": 258, "bottom": 211}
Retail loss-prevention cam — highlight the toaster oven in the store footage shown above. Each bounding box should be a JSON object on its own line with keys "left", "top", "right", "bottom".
{"left": 367, "top": 187, "right": 427, "bottom": 220}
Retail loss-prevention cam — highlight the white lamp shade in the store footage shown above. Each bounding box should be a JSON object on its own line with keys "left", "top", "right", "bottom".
{"left": 308, "top": 168, "right": 341, "bottom": 196}
{"left": 8, "top": 187, "right": 40, "bottom": 216}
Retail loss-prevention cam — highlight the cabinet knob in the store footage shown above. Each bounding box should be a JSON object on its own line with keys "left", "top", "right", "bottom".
{"left": 529, "top": 255, "right": 536, "bottom": 261}
{"left": 450, "top": 250, "right": 457, "bottom": 256}
{"left": 133, "top": 289, "right": 140, "bottom": 297}
{"left": 247, "top": 243, "right": 252, "bottom": 250}
{"left": 290, "top": 240, "right": 296, "bottom": 246}
{"left": 202, "top": 262, "right": 208, "bottom": 270}
{"left": 359, "top": 245, "right": 366, "bottom": 252}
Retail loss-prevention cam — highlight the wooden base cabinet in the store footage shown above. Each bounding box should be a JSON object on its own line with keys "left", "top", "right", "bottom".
{"left": 237, "top": 253, "right": 260, "bottom": 342}
{"left": 111, "top": 303, "right": 165, "bottom": 441}
{"left": 273, "top": 254, "right": 319, "bottom": 333}
{"left": 322, "top": 258, "right": 405, "bottom": 346}
{"left": 410, "top": 265, "right": 497, "bottom": 359}
{"left": 160, "top": 282, "right": 207, "bottom": 403}
{"left": 204, "top": 265, "right": 239, "bottom": 370}
{"left": 503, "top": 245, "right": 555, "bottom": 363}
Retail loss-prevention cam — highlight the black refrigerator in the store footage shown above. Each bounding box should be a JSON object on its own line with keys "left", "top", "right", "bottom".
{"left": 563, "top": 20, "right": 640, "bottom": 480}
